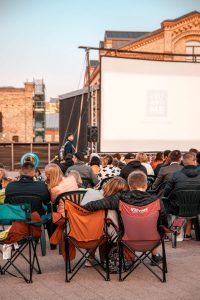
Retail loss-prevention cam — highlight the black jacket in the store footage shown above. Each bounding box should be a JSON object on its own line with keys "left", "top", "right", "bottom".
{"left": 83, "top": 190, "right": 167, "bottom": 226}
{"left": 5, "top": 175, "right": 50, "bottom": 215}
{"left": 64, "top": 140, "right": 74, "bottom": 156}
{"left": 120, "top": 160, "right": 147, "bottom": 180}
{"left": 164, "top": 165, "right": 200, "bottom": 197}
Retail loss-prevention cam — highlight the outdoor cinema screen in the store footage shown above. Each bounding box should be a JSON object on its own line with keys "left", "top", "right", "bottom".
{"left": 100, "top": 56, "right": 200, "bottom": 152}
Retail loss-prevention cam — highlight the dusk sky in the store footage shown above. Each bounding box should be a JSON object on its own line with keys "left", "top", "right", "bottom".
{"left": 1, "top": 0, "right": 200, "bottom": 99}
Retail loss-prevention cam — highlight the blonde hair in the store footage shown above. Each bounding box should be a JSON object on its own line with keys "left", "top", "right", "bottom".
{"left": 45, "top": 163, "right": 63, "bottom": 189}
{"left": 103, "top": 177, "right": 128, "bottom": 197}
{"left": 136, "top": 152, "right": 148, "bottom": 163}
{"left": 68, "top": 170, "right": 82, "bottom": 187}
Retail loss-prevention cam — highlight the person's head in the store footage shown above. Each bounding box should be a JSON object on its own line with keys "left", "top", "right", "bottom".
{"left": 155, "top": 152, "right": 163, "bottom": 161}
{"left": 136, "top": 152, "right": 148, "bottom": 163}
{"left": 112, "top": 153, "right": 121, "bottom": 161}
{"left": 163, "top": 150, "right": 171, "bottom": 160}
{"left": 0, "top": 168, "right": 6, "bottom": 181}
{"left": 105, "top": 155, "right": 113, "bottom": 165}
{"left": 196, "top": 152, "right": 200, "bottom": 165}
{"left": 182, "top": 152, "right": 197, "bottom": 166}
{"left": 44, "top": 163, "right": 63, "bottom": 189}
{"left": 2, "top": 176, "right": 13, "bottom": 189}
{"left": 89, "top": 156, "right": 101, "bottom": 167}
{"left": 189, "top": 148, "right": 198, "bottom": 155}
{"left": 102, "top": 177, "right": 129, "bottom": 197}
{"left": 169, "top": 150, "right": 182, "bottom": 163}
{"left": 73, "top": 152, "right": 85, "bottom": 163}
{"left": 128, "top": 171, "right": 148, "bottom": 191}
{"left": 67, "top": 170, "right": 82, "bottom": 187}
{"left": 66, "top": 133, "right": 74, "bottom": 142}
{"left": 124, "top": 152, "right": 136, "bottom": 164}
{"left": 64, "top": 153, "right": 73, "bottom": 162}
{"left": 20, "top": 162, "right": 35, "bottom": 177}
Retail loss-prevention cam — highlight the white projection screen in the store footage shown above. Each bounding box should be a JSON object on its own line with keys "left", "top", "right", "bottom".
{"left": 100, "top": 56, "right": 200, "bottom": 152}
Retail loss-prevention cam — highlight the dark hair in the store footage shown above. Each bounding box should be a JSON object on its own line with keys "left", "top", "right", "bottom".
{"left": 74, "top": 151, "right": 85, "bottom": 162}
{"left": 163, "top": 150, "right": 171, "bottom": 158}
{"left": 66, "top": 132, "right": 74, "bottom": 139}
{"left": 64, "top": 153, "right": 73, "bottom": 161}
{"left": 89, "top": 156, "right": 100, "bottom": 167}
{"left": 21, "top": 161, "right": 35, "bottom": 175}
{"left": 112, "top": 153, "right": 121, "bottom": 161}
{"left": 105, "top": 155, "right": 113, "bottom": 165}
{"left": 196, "top": 152, "right": 200, "bottom": 165}
{"left": 183, "top": 152, "right": 196, "bottom": 165}
{"left": 169, "top": 150, "right": 181, "bottom": 162}
{"left": 189, "top": 148, "right": 198, "bottom": 154}
{"left": 155, "top": 152, "right": 163, "bottom": 161}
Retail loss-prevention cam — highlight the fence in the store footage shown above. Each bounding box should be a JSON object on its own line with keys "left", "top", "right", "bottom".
{"left": 0, "top": 143, "right": 59, "bottom": 170}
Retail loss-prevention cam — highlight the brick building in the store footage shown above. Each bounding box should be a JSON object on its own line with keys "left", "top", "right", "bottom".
{"left": 0, "top": 82, "right": 34, "bottom": 142}
{"left": 84, "top": 11, "right": 200, "bottom": 132}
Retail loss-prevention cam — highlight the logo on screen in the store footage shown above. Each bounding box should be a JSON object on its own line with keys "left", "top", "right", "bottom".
{"left": 147, "top": 91, "right": 168, "bottom": 117}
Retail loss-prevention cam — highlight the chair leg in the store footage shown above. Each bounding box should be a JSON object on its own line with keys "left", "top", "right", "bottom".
{"left": 118, "top": 243, "right": 123, "bottom": 281}
{"left": 171, "top": 231, "right": 177, "bottom": 248}
{"left": 193, "top": 217, "right": 200, "bottom": 241}
{"left": 65, "top": 237, "right": 70, "bottom": 282}
{"left": 161, "top": 240, "right": 167, "bottom": 282}
{"left": 105, "top": 239, "right": 110, "bottom": 281}
{"left": 40, "top": 225, "right": 46, "bottom": 256}
{"left": 29, "top": 240, "right": 33, "bottom": 283}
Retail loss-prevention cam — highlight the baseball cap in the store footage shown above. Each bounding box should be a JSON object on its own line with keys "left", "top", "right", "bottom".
{"left": 124, "top": 152, "right": 135, "bottom": 160}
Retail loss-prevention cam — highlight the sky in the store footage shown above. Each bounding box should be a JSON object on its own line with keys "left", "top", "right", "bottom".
{"left": 0, "top": 0, "right": 200, "bottom": 100}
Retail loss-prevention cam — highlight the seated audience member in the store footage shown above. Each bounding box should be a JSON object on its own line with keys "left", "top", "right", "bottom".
{"left": 150, "top": 152, "right": 163, "bottom": 170}
{"left": 152, "top": 150, "right": 183, "bottom": 197}
{"left": 164, "top": 152, "right": 200, "bottom": 239}
{"left": 82, "top": 177, "right": 129, "bottom": 232}
{"left": 66, "top": 152, "right": 99, "bottom": 187}
{"left": 89, "top": 156, "right": 101, "bottom": 175}
{"left": 196, "top": 152, "right": 200, "bottom": 170}
{"left": 98, "top": 155, "right": 120, "bottom": 184}
{"left": 120, "top": 153, "right": 147, "bottom": 180}
{"left": 5, "top": 162, "right": 50, "bottom": 216}
{"left": 189, "top": 148, "right": 198, "bottom": 155}
{"left": 154, "top": 150, "right": 171, "bottom": 177}
{"left": 0, "top": 176, "right": 13, "bottom": 203}
{"left": 45, "top": 163, "right": 78, "bottom": 202}
{"left": 0, "top": 164, "right": 6, "bottom": 190}
{"left": 83, "top": 171, "right": 167, "bottom": 264}
{"left": 112, "top": 153, "right": 125, "bottom": 169}
{"left": 60, "top": 153, "right": 74, "bottom": 174}
{"left": 136, "top": 152, "right": 154, "bottom": 175}
{"left": 67, "top": 170, "right": 83, "bottom": 188}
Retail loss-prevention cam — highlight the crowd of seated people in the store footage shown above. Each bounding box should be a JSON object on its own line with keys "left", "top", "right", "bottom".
{"left": 1, "top": 147, "right": 200, "bottom": 268}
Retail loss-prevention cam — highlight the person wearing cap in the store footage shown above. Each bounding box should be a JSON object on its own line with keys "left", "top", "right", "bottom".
{"left": 120, "top": 152, "right": 147, "bottom": 180}
{"left": 66, "top": 151, "right": 99, "bottom": 187}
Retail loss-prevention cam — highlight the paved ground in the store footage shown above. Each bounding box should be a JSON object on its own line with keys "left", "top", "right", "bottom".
{"left": 0, "top": 238, "right": 200, "bottom": 300}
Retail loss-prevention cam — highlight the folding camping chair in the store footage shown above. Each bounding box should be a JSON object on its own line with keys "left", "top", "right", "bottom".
{"left": 0, "top": 203, "right": 42, "bottom": 283}
{"left": 63, "top": 200, "right": 110, "bottom": 282}
{"left": 118, "top": 199, "right": 168, "bottom": 282}
{"left": 163, "top": 190, "right": 200, "bottom": 248}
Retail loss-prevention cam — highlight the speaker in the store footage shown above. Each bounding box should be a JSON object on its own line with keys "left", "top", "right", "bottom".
{"left": 87, "top": 126, "right": 98, "bottom": 142}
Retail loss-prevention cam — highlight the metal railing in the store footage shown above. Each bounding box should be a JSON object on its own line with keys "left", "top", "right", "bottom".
{"left": 0, "top": 142, "right": 59, "bottom": 170}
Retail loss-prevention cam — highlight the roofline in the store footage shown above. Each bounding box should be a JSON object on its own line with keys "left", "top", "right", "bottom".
{"left": 59, "top": 85, "right": 99, "bottom": 100}
{"left": 162, "top": 10, "right": 200, "bottom": 26}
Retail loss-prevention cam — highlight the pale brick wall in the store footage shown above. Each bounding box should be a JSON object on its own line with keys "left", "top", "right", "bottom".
{"left": 0, "top": 83, "right": 34, "bottom": 142}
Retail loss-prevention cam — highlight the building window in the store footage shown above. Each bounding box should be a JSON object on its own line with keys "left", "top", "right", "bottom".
{"left": 186, "top": 41, "right": 200, "bottom": 62}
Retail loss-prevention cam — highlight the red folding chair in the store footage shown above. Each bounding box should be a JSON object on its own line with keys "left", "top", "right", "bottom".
{"left": 118, "top": 199, "right": 168, "bottom": 282}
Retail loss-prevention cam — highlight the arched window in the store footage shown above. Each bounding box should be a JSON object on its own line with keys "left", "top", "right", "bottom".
{"left": 186, "top": 41, "right": 200, "bottom": 62}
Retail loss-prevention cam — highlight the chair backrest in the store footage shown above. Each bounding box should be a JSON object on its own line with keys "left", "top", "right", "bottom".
{"left": 5, "top": 194, "right": 44, "bottom": 216}
{"left": 0, "top": 203, "right": 31, "bottom": 224}
{"left": 65, "top": 200, "right": 105, "bottom": 242}
{"left": 55, "top": 190, "right": 87, "bottom": 206}
{"left": 170, "top": 190, "right": 200, "bottom": 217}
{"left": 119, "top": 200, "right": 161, "bottom": 252}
